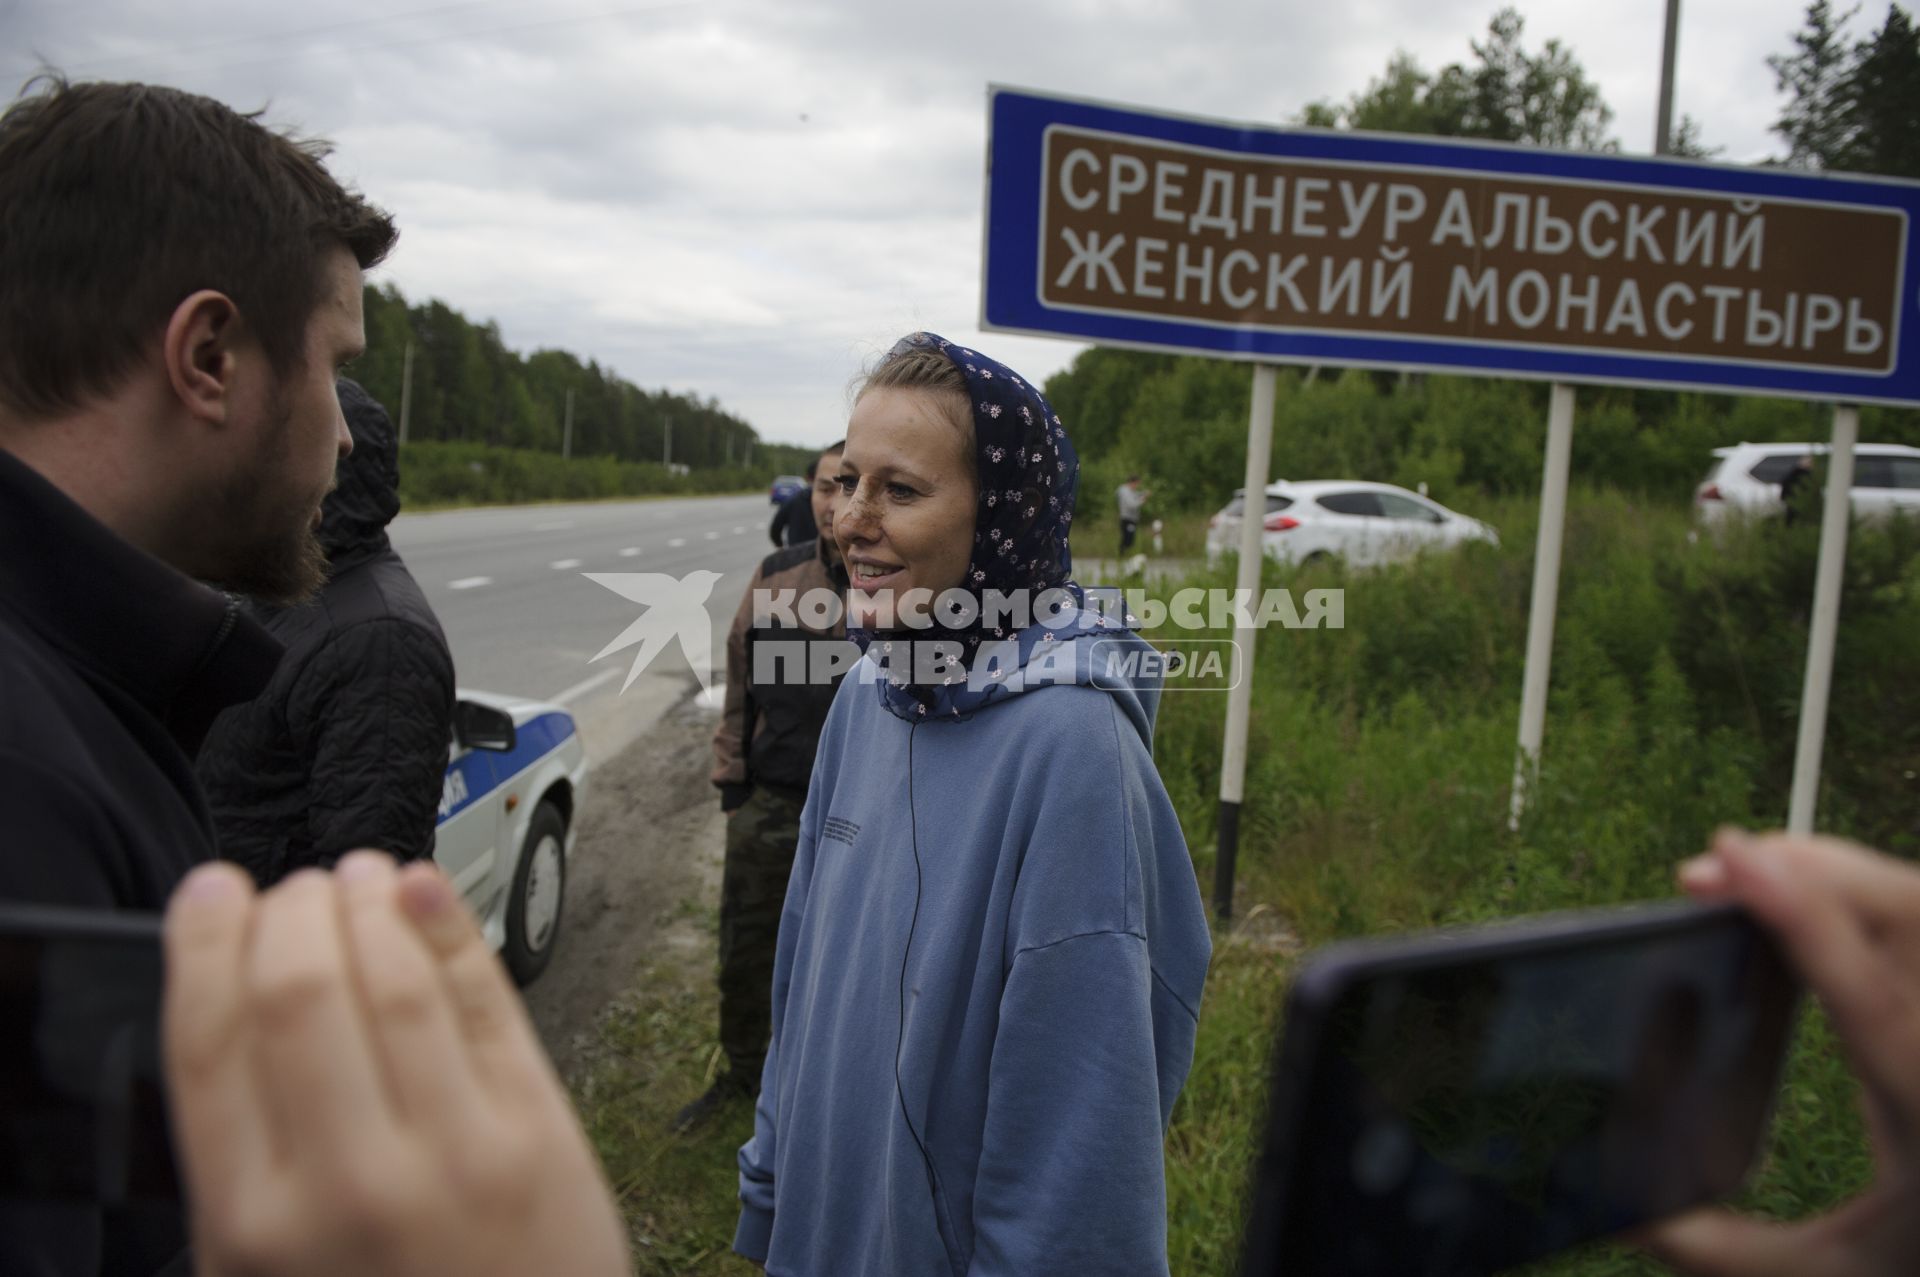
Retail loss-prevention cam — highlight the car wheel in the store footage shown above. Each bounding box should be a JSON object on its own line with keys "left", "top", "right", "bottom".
{"left": 505, "top": 800, "right": 566, "bottom": 986}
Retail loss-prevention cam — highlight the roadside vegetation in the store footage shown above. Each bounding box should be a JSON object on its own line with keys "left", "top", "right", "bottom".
{"left": 396, "top": 441, "right": 763, "bottom": 509}
{"left": 1141, "top": 496, "right": 1912, "bottom": 1273}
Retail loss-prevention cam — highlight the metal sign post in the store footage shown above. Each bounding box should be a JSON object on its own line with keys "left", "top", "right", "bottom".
{"left": 1509, "top": 383, "right": 1577, "bottom": 828}
{"left": 1214, "top": 364, "right": 1277, "bottom": 920}
{"left": 1787, "top": 405, "right": 1860, "bottom": 833}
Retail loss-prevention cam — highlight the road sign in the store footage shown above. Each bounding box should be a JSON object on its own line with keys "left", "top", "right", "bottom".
{"left": 982, "top": 86, "right": 1920, "bottom": 406}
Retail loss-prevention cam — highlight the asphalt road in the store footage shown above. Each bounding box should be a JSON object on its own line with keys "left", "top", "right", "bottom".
{"left": 388, "top": 493, "right": 780, "bottom": 763}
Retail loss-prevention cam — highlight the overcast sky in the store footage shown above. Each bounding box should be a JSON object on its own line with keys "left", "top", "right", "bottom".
{"left": 1, "top": 0, "right": 1883, "bottom": 447}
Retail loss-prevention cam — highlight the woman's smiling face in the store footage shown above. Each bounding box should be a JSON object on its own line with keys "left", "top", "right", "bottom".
{"left": 835, "top": 386, "right": 977, "bottom": 631}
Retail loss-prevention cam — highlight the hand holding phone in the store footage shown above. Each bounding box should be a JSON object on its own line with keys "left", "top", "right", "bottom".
{"left": 1643, "top": 828, "right": 1920, "bottom": 1277}
{"left": 1242, "top": 894, "right": 1801, "bottom": 1277}
{"left": 164, "top": 854, "right": 629, "bottom": 1277}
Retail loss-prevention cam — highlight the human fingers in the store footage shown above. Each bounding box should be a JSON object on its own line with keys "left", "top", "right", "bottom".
{"left": 245, "top": 869, "right": 398, "bottom": 1170}
{"left": 1687, "top": 828, "right": 1920, "bottom": 940}
{"left": 1642, "top": 1191, "right": 1911, "bottom": 1277}
{"left": 1709, "top": 832, "right": 1920, "bottom": 1119}
{"left": 392, "top": 861, "right": 557, "bottom": 1105}
{"left": 162, "top": 863, "right": 272, "bottom": 1210}
{"left": 335, "top": 851, "right": 487, "bottom": 1133}
{"left": 1641, "top": 1207, "right": 1821, "bottom": 1277}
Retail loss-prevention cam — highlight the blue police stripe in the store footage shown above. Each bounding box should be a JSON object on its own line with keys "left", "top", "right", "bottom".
{"left": 437, "top": 711, "right": 577, "bottom": 826}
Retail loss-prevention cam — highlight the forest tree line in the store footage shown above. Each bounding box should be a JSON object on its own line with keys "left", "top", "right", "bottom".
{"left": 348, "top": 282, "right": 817, "bottom": 479}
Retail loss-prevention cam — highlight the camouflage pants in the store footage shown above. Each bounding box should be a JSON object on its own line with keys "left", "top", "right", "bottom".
{"left": 718, "top": 785, "right": 805, "bottom": 1080}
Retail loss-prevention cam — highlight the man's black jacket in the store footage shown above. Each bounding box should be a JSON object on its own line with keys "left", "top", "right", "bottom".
{"left": 0, "top": 451, "right": 281, "bottom": 907}
{"left": 196, "top": 379, "right": 455, "bottom": 886}
{"left": 0, "top": 446, "right": 282, "bottom": 1276}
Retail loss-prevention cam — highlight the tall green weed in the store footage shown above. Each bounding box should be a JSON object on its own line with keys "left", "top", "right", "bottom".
{"left": 1133, "top": 497, "right": 1912, "bottom": 1271}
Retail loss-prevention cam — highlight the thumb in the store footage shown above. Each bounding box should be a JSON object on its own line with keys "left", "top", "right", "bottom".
{"left": 1639, "top": 1208, "right": 1809, "bottom": 1277}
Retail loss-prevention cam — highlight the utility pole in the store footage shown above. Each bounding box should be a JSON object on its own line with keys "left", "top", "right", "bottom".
{"left": 398, "top": 341, "right": 414, "bottom": 444}
{"left": 562, "top": 388, "right": 574, "bottom": 460}
{"left": 1655, "top": 0, "right": 1681, "bottom": 154}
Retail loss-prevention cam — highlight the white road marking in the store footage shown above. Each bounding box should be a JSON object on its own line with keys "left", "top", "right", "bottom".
{"left": 448, "top": 576, "right": 492, "bottom": 590}
{"left": 551, "top": 666, "right": 624, "bottom": 706}
{"left": 532, "top": 520, "right": 576, "bottom": 532}
{"left": 732, "top": 525, "right": 747, "bottom": 534}
{"left": 704, "top": 531, "right": 720, "bottom": 540}
{"left": 667, "top": 537, "right": 686, "bottom": 547}
{"left": 550, "top": 558, "right": 583, "bottom": 570}
{"left": 618, "top": 547, "right": 641, "bottom": 557}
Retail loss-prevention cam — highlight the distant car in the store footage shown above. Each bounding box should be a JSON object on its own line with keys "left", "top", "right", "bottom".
{"left": 437, "top": 691, "right": 588, "bottom": 985}
{"left": 770, "top": 474, "right": 807, "bottom": 505}
{"left": 1693, "top": 441, "right": 1920, "bottom": 525}
{"left": 1205, "top": 480, "right": 1498, "bottom": 568}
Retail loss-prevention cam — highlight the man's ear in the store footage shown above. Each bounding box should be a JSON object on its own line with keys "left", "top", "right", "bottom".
{"left": 162, "top": 290, "right": 245, "bottom": 426}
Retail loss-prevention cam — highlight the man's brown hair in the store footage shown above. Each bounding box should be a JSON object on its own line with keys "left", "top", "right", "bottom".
{"left": 0, "top": 77, "right": 397, "bottom": 419}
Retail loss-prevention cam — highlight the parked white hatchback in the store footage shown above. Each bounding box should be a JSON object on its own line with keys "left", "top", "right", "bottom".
{"left": 1205, "top": 480, "right": 1498, "bottom": 568}
{"left": 1693, "top": 441, "right": 1920, "bottom": 524}
{"left": 437, "top": 690, "right": 588, "bottom": 985}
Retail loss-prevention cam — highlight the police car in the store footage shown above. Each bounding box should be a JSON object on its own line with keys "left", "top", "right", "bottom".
{"left": 438, "top": 690, "right": 588, "bottom": 985}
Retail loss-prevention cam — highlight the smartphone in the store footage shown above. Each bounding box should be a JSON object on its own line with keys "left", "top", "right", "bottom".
{"left": 0, "top": 904, "right": 177, "bottom": 1203}
{"left": 1240, "top": 899, "right": 1801, "bottom": 1277}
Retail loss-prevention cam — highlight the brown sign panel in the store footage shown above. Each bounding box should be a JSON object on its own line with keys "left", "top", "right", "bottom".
{"left": 1036, "top": 126, "right": 1905, "bottom": 374}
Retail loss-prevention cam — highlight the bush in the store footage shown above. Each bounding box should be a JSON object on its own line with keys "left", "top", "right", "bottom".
{"left": 396, "top": 441, "right": 761, "bottom": 509}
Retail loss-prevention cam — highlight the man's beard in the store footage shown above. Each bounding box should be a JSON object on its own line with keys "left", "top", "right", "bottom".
{"left": 201, "top": 395, "right": 332, "bottom": 607}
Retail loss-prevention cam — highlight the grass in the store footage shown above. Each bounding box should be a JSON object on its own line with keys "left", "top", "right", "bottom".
{"left": 1071, "top": 507, "right": 1214, "bottom": 561}
{"left": 571, "top": 490, "right": 1902, "bottom": 1274}
{"left": 573, "top": 886, "right": 764, "bottom": 1277}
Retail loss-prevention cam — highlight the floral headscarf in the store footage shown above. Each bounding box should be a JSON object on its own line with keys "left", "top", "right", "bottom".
{"left": 849, "top": 332, "right": 1115, "bottom": 718}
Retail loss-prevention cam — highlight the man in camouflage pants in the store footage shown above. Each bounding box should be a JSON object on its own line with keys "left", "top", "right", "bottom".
{"left": 676, "top": 441, "right": 849, "bottom": 1131}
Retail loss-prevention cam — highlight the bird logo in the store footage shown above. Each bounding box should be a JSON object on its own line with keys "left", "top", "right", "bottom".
{"left": 585, "top": 570, "right": 723, "bottom": 694}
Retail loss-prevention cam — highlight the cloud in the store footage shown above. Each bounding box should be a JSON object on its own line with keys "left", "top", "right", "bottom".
{"left": 2, "top": 0, "right": 1834, "bottom": 446}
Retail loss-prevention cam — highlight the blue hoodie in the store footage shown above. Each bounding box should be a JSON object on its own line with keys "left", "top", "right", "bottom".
{"left": 733, "top": 611, "right": 1213, "bottom": 1276}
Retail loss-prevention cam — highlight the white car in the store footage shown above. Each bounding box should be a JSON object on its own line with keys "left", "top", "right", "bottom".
{"left": 1693, "top": 441, "right": 1920, "bottom": 525}
{"left": 437, "top": 690, "right": 588, "bottom": 985}
{"left": 1205, "top": 480, "right": 1499, "bottom": 569}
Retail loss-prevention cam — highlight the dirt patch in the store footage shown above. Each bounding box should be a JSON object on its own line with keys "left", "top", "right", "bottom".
{"left": 525, "top": 685, "right": 726, "bottom": 1084}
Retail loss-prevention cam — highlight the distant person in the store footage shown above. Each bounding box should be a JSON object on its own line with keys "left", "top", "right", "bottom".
{"left": 0, "top": 75, "right": 393, "bottom": 1275}
{"left": 1116, "top": 473, "right": 1151, "bottom": 552}
{"left": 1778, "top": 454, "right": 1816, "bottom": 526}
{"left": 197, "top": 378, "right": 456, "bottom": 886}
{"left": 733, "top": 335, "right": 1210, "bottom": 1275}
{"left": 769, "top": 456, "right": 821, "bottom": 546}
{"left": 683, "top": 440, "right": 849, "bottom": 1130}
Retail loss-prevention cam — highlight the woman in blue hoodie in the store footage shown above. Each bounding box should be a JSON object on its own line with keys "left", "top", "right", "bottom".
{"left": 734, "top": 333, "right": 1212, "bottom": 1276}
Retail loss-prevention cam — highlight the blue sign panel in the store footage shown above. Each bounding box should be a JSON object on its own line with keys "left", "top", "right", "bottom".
{"left": 982, "top": 86, "right": 1920, "bottom": 405}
